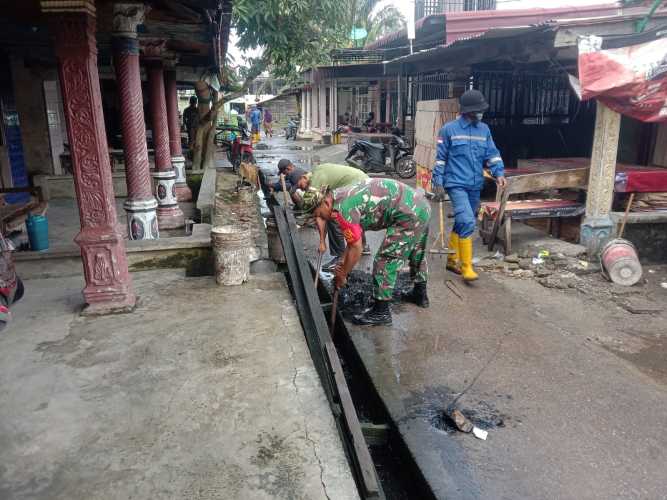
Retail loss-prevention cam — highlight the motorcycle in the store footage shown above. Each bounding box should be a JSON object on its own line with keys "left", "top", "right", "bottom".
{"left": 215, "top": 123, "right": 254, "bottom": 171}
{"left": 345, "top": 131, "right": 416, "bottom": 178}
{"left": 285, "top": 118, "right": 298, "bottom": 140}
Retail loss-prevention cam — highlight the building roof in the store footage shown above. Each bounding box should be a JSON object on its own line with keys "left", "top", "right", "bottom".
{"left": 384, "top": 24, "right": 558, "bottom": 74}
{"left": 383, "top": 8, "right": 667, "bottom": 75}
{"left": 443, "top": 3, "right": 621, "bottom": 44}
{"left": 365, "top": 3, "right": 621, "bottom": 53}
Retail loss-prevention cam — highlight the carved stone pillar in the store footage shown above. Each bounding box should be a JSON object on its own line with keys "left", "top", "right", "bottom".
{"left": 581, "top": 102, "right": 621, "bottom": 255}
{"left": 164, "top": 69, "right": 191, "bottom": 201}
{"left": 43, "top": 1, "right": 135, "bottom": 313}
{"left": 305, "top": 88, "right": 311, "bottom": 132}
{"left": 143, "top": 40, "right": 185, "bottom": 229}
{"left": 111, "top": 2, "right": 159, "bottom": 240}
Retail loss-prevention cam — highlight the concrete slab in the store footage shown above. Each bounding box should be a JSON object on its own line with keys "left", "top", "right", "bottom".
{"left": 0, "top": 270, "right": 358, "bottom": 500}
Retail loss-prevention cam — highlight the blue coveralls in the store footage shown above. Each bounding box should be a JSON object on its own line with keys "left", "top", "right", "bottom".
{"left": 250, "top": 109, "right": 262, "bottom": 133}
{"left": 432, "top": 116, "right": 505, "bottom": 238}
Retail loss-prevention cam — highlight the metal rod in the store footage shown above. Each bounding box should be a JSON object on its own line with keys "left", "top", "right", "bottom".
{"left": 330, "top": 288, "right": 340, "bottom": 335}
{"left": 618, "top": 192, "right": 635, "bottom": 239}
{"left": 280, "top": 174, "right": 289, "bottom": 207}
{"left": 314, "top": 251, "right": 323, "bottom": 288}
{"left": 439, "top": 201, "right": 445, "bottom": 248}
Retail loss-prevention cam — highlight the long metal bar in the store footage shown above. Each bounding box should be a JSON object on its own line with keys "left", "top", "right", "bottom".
{"left": 272, "top": 201, "right": 382, "bottom": 499}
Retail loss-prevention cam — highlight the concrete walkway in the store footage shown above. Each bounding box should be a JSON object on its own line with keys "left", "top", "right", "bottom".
{"left": 0, "top": 270, "right": 358, "bottom": 500}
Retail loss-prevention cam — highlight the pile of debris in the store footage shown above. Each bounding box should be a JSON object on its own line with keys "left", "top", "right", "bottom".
{"left": 476, "top": 250, "right": 599, "bottom": 289}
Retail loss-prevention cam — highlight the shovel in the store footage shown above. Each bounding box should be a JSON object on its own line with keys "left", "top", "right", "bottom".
{"left": 429, "top": 201, "right": 454, "bottom": 256}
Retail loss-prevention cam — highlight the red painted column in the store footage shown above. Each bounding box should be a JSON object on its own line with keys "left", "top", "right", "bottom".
{"left": 143, "top": 45, "right": 184, "bottom": 229}
{"left": 46, "top": 6, "right": 135, "bottom": 313}
{"left": 112, "top": 4, "right": 159, "bottom": 240}
{"left": 164, "top": 69, "right": 192, "bottom": 201}
{"left": 385, "top": 81, "right": 392, "bottom": 126}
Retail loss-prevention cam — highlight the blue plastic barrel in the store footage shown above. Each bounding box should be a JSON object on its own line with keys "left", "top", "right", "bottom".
{"left": 26, "top": 214, "right": 49, "bottom": 251}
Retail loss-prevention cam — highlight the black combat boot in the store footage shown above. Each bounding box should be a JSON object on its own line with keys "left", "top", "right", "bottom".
{"left": 352, "top": 300, "right": 392, "bottom": 326}
{"left": 401, "top": 282, "right": 429, "bottom": 308}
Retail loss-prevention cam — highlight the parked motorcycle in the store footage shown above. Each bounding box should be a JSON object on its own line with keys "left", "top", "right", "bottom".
{"left": 285, "top": 118, "right": 298, "bottom": 140}
{"left": 345, "top": 130, "right": 416, "bottom": 178}
{"left": 215, "top": 123, "right": 254, "bottom": 171}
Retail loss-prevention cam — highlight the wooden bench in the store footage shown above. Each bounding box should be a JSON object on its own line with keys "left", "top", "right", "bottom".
{"left": 479, "top": 168, "right": 589, "bottom": 254}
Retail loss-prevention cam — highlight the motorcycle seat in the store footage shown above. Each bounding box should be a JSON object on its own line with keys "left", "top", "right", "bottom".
{"left": 356, "top": 141, "right": 385, "bottom": 151}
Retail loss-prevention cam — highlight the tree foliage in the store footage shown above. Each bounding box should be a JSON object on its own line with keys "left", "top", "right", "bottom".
{"left": 346, "top": 0, "right": 406, "bottom": 45}
{"left": 233, "top": 0, "right": 349, "bottom": 78}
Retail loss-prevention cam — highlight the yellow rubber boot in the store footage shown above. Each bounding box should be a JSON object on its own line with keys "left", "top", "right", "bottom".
{"left": 459, "top": 237, "right": 479, "bottom": 282}
{"left": 446, "top": 232, "right": 461, "bottom": 274}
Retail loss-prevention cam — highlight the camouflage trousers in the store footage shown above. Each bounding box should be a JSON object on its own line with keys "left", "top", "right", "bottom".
{"left": 372, "top": 198, "right": 431, "bottom": 301}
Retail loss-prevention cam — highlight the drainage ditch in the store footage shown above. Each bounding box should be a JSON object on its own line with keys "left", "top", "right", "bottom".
{"left": 270, "top": 195, "right": 435, "bottom": 499}
{"left": 278, "top": 262, "right": 436, "bottom": 500}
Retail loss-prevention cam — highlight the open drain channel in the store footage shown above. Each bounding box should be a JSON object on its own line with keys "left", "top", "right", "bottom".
{"left": 271, "top": 199, "right": 435, "bottom": 500}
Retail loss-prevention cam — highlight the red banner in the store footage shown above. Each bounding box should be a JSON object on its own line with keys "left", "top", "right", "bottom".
{"left": 577, "top": 29, "right": 667, "bottom": 123}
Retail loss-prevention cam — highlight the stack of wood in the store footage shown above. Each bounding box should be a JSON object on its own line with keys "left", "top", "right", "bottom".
{"left": 632, "top": 192, "right": 667, "bottom": 211}
{"left": 413, "top": 99, "right": 459, "bottom": 191}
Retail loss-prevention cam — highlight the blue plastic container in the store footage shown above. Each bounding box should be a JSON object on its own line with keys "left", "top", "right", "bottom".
{"left": 26, "top": 214, "right": 49, "bottom": 251}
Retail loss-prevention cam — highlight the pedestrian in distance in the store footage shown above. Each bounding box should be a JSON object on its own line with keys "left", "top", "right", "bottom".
{"left": 288, "top": 163, "right": 369, "bottom": 271}
{"left": 431, "top": 89, "right": 506, "bottom": 282}
{"left": 300, "top": 178, "right": 431, "bottom": 326}
{"left": 249, "top": 104, "right": 262, "bottom": 143}
{"left": 183, "top": 96, "right": 198, "bottom": 150}
{"left": 263, "top": 108, "right": 273, "bottom": 138}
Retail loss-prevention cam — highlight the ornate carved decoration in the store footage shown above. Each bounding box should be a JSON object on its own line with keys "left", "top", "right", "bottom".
{"left": 140, "top": 38, "right": 167, "bottom": 60}
{"left": 585, "top": 102, "right": 621, "bottom": 218}
{"left": 112, "top": 3, "right": 145, "bottom": 38}
{"left": 50, "top": 10, "right": 136, "bottom": 311}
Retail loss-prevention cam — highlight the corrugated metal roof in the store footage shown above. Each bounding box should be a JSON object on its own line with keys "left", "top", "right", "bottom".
{"left": 384, "top": 24, "right": 556, "bottom": 72}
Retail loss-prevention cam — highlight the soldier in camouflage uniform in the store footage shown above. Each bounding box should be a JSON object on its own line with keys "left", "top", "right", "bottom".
{"left": 302, "top": 178, "right": 431, "bottom": 326}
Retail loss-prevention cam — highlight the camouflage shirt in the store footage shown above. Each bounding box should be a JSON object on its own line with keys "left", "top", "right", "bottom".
{"left": 333, "top": 178, "right": 429, "bottom": 231}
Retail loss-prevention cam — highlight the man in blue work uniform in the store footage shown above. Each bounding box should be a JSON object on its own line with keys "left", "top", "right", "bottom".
{"left": 249, "top": 104, "right": 262, "bottom": 142}
{"left": 432, "top": 90, "right": 507, "bottom": 282}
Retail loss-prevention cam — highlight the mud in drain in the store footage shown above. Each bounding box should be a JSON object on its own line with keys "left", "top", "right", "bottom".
{"left": 328, "top": 270, "right": 414, "bottom": 318}
{"left": 431, "top": 404, "right": 507, "bottom": 434}
{"left": 402, "top": 387, "right": 512, "bottom": 435}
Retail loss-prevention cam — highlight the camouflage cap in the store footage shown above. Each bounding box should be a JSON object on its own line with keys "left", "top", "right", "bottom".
{"left": 299, "top": 186, "right": 328, "bottom": 213}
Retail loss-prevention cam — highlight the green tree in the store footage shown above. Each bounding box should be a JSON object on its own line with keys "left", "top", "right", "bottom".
{"left": 346, "top": 0, "right": 406, "bottom": 46}
{"left": 233, "top": 0, "right": 349, "bottom": 78}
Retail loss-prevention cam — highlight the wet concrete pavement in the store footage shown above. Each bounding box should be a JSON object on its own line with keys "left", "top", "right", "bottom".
{"left": 0, "top": 270, "right": 359, "bottom": 500}
{"left": 257, "top": 136, "right": 667, "bottom": 498}
{"left": 343, "top": 256, "right": 667, "bottom": 499}
{"left": 252, "top": 135, "right": 348, "bottom": 189}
